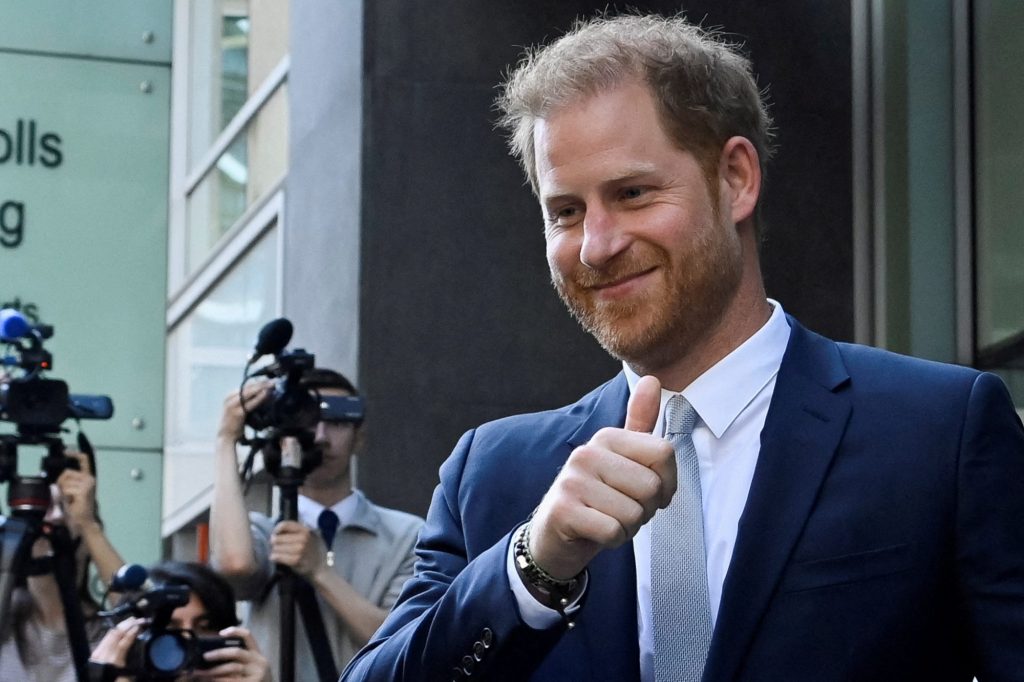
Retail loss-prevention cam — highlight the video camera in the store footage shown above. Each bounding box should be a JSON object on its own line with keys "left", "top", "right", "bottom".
{"left": 99, "top": 565, "right": 244, "bottom": 679}
{"left": 0, "top": 309, "right": 113, "bottom": 514}
{"left": 0, "top": 308, "right": 113, "bottom": 433}
{"left": 241, "top": 317, "right": 364, "bottom": 435}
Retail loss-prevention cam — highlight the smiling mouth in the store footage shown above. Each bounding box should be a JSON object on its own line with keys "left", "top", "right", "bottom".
{"left": 588, "top": 267, "right": 657, "bottom": 291}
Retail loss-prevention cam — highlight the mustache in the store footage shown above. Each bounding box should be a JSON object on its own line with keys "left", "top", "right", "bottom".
{"left": 560, "top": 251, "right": 665, "bottom": 289}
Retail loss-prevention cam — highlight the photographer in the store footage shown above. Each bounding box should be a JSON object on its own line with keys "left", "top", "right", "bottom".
{"left": 0, "top": 451, "right": 125, "bottom": 681}
{"left": 209, "top": 369, "right": 423, "bottom": 677}
{"left": 89, "top": 561, "right": 269, "bottom": 681}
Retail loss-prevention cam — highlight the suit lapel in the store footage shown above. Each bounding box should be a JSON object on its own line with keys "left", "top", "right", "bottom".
{"left": 567, "top": 372, "right": 630, "bottom": 448}
{"left": 564, "top": 374, "right": 641, "bottom": 681}
{"left": 704, "top": 320, "right": 852, "bottom": 682}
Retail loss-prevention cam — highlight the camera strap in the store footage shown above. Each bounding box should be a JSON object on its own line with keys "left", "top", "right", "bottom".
{"left": 86, "top": 661, "right": 127, "bottom": 682}
{"left": 294, "top": 576, "right": 340, "bottom": 682}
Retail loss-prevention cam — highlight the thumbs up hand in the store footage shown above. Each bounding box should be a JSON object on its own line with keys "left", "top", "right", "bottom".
{"left": 526, "top": 375, "right": 677, "bottom": 581}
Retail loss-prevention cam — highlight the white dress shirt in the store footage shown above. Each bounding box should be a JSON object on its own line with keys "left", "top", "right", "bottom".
{"left": 630, "top": 300, "right": 789, "bottom": 681}
{"left": 508, "top": 300, "right": 791, "bottom": 682}
{"left": 298, "top": 490, "right": 359, "bottom": 531}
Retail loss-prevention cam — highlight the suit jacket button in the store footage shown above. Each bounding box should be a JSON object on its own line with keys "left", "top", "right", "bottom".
{"left": 451, "top": 666, "right": 465, "bottom": 681}
{"left": 481, "top": 627, "right": 494, "bottom": 648}
{"left": 462, "top": 655, "right": 476, "bottom": 674}
{"left": 473, "top": 640, "right": 486, "bottom": 660}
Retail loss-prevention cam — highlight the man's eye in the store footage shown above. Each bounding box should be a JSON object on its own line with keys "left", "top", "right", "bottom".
{"left": 621, "top": 186, "right": 646, "bottom": 200}
{"left": 547, "top": 205, "right": 581, "bottom": 227}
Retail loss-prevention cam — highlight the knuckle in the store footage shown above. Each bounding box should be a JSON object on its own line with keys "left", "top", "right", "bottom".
{"left": 625, "top": 500, "right": 645, "bottom": 527}
{"left": 566, "top": 444, "right": 593, "bottom": 467}
{"left": 597, "top": 519, "right": 627, "bottom": 548}
{"left": 638, "top": 470, "right": 661, "bottom": 501}
{"left": 558, "top": 471, "right": 586, "bottom": 497}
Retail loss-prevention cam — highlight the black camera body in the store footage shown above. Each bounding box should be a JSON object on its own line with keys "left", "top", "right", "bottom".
{"left": 112, "top": 582, "right": 245, "bottom": 679}
{"left": 242, "top": 318, "right": 365, "bottom": 436}
{"left": 127, "top": 626, "right": 244, "bottom": 678}
{"left": 0, "top": 310, "right": 113, "bottom": 435}
{"left": 245, "top": 348, "right": 320, "bottom": 433}
{"left": 0, "top": 311, "right": 113, "bottom": 519}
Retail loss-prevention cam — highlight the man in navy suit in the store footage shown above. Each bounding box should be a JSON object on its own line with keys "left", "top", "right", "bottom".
{"left": 342, "top": 13, "right": 1024, "bottom": 681}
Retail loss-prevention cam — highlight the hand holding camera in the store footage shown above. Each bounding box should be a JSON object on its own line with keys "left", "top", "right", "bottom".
{"left": 90, "top": 564, "right": 270, "bottom": 681}
{"left": 89, "top": 616, "right": 269, "bottom": 681}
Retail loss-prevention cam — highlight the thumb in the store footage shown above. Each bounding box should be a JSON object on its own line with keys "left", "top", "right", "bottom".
{"left": 624, "top": 375, "right": 662, "bottom": 433}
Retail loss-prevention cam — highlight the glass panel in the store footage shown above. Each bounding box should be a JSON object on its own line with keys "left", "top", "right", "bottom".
{"left": 187, "top": 0, "right": 290, "bottom": 167}
{"left": 185, "top": 83, "right": 288, "bottom": 274}
{"left": 975, "top": 0, "right": 1024, "bottom": 350}
{"left": 167, "top": 226, "right": 278, "bottom": 449}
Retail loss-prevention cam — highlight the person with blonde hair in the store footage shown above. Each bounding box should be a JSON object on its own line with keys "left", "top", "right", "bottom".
{"left": 342, "top": 12, "right": 1024, "bottom": 682}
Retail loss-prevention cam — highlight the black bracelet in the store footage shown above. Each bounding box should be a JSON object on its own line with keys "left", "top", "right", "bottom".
{"left": 513, "top": 522, "right": 586, "bottom": 626}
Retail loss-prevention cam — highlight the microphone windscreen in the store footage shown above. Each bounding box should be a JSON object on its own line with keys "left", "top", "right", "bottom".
{"left": 111, "top": 563, "right": 149, "bottom": 591}
{"left": 0, "top": 309, "right": 30, "bottom": 341}
{"left": 253, "top": 317, "right": 293, "bottom": 357}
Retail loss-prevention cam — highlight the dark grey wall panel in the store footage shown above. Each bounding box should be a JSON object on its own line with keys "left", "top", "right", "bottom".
{"left": 356, "top": 1, "right": 854, "bottom": 515}
{"left": 285, "top": 0, "right": 364, "bottom": 376}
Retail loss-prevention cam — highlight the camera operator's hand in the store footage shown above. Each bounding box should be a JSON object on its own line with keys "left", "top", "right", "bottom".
{"left": 56, "top": 450, "right": 128, "bottom": 587}
{"left": 89, "top": 616, "right": 146, "bottom": 681}
{"left": 211, "top": 383, "right": 274, "bottom": 580}
{"left": 218, "top": 381, "right": 273, "bottom": 442}
{"left": 269, "top": 520, "right": 324, "bottom": 579}
{"left": 57, "top": 450, "right": 99, "bottom": 533}
{"left": 194, "top": 626, "right": 270, "bottom": 682}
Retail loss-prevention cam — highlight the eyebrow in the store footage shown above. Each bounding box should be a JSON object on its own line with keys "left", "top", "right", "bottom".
{"left": 541, "top": 164, "right": 660, "bottom": 208}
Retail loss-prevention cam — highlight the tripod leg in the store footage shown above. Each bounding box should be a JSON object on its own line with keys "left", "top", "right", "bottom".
{"left": 50, "top": 527, "right": 92, "bottom": 682}
{"left": 279, "top": 567, "right": 296, "bottom": 682}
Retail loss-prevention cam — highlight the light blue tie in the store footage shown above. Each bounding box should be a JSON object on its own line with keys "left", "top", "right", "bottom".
{"left": 652, "top": 394, "right": 712, "bottom": 682}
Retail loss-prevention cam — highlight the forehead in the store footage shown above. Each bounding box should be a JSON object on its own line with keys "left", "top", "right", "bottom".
{"left": 533, "top": 81, "right": 677, "bottom": 197}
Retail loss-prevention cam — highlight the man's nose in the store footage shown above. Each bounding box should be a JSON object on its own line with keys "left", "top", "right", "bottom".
{"left": 580, "top": 204, "right": 630, "bottom": 269}
{"left": 314, "top": 421, "right": 329, "bottom": 441}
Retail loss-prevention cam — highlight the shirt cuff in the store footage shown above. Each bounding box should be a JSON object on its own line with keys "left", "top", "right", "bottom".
{"left": 505, "top": 523, "right": 587, "bottom": 629}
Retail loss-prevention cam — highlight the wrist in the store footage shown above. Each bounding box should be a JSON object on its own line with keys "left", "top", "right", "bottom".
{"left": 75, "top": 517, "right": 103, "bottom": 537}
{"left": 310, "top": 562, "right": 335, "bottom": 587}
{"left": 513, "top": 522, "right": 586, "bottom": 622}
{"left": 216, "top": 432, "right": 241, "bottom": 447}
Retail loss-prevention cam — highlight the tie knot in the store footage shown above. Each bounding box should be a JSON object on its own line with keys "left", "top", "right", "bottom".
{"left": 318, "top": 508, "right": 340, "bottom": 548}
{"left": 664, "top": 394, "right": 698, "bottom": 436}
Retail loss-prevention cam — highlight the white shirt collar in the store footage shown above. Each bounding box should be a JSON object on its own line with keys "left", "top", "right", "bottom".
{"left": 624, "top": 299, "right": 791, "bottom": 438}
{"left": 297, "top": 490, "right": 361, "bottom": 528}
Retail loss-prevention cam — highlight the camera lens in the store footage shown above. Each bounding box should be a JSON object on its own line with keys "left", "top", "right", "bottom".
{"left": 7, "top": 476, "right": 50, "bottom": 516}
{"left": 146, "top": 632, "right": 189, "bottom": 674}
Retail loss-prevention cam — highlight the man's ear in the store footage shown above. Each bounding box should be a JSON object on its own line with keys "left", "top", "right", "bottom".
{"left": 353, "top": 423, "right": 368, "bottom": 455}
{"left": 719, "top": 136, "right": 761, "bottom": 224}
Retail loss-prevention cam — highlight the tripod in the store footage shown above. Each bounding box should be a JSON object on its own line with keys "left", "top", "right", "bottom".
{"left": 251, "top": 431, "right": 339, "bottom": 682}
{"left": 0, "top": 436, "right": 94, "bottom": 682}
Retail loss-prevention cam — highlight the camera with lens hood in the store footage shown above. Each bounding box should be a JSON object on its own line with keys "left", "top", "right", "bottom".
{"left": 0, "top": 309, "right": 113, "bottom": 518}
{"left": 241, "top": 317, "right": 364, "bottom": 436}
{"left": 100, "top": 572, "right": 244, "bottom": 679}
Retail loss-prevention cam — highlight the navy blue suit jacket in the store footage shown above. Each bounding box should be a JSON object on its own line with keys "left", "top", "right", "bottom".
{"left": 342, "top": 319, "right": 1024, "bottom": 681}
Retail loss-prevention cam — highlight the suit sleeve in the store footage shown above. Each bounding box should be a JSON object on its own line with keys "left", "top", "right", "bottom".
{"left": 340, "top": 429, "right": 568, "bottom": 681}
{"left": 955, "top": 371, "right": 1024, "bottom": 677}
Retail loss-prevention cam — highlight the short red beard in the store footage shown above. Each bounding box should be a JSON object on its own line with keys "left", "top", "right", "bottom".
{"left": 551, "top": 220, "right": 743, "bottom": 372}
